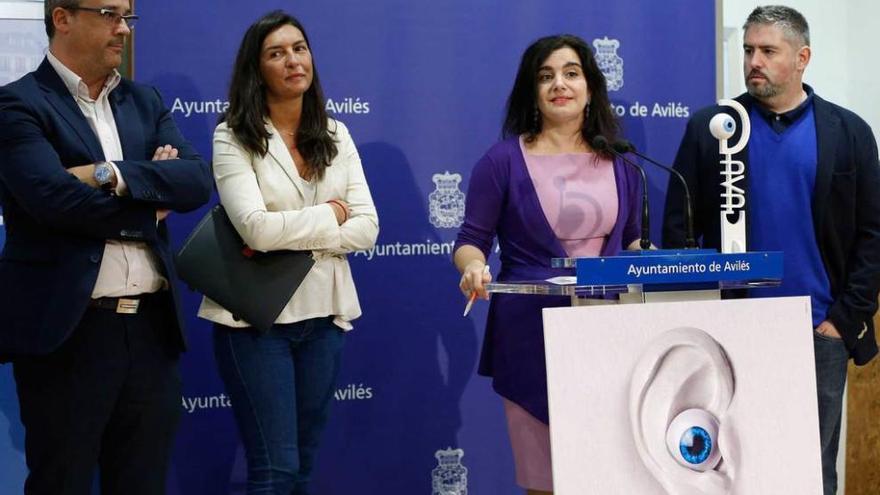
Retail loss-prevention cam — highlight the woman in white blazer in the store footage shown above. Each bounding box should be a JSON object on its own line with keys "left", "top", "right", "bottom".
{"left": 197, "top": 11, "right": 378, "bottom": 495}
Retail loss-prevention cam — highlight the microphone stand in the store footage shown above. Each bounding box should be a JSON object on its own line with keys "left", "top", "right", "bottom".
{"left": 591, "top": 135, "right": 651, "bottom": 250}
{"left": 613, "top": 140, "right": 697, "bottom": 249}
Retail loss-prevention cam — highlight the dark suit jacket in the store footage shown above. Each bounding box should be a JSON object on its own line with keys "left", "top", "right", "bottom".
{"left": 663, "top": 90, "right": 880, "bottom": 365}
{"left": 0, "top": 58, "right": 213, "bottom": 358}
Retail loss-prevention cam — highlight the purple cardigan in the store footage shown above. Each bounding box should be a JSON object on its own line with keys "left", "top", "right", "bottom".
{"left": 455, "top": 136, "right": 642, "bottom": 424}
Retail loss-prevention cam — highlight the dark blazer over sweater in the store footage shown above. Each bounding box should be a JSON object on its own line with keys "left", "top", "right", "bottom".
{"left": 663, "top": 90, "right": 880, "bottom": 365}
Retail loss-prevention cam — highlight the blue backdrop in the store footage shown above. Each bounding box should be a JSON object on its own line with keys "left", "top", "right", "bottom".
{"left": 0, "top": 1, "right": 715, "bottom": 493}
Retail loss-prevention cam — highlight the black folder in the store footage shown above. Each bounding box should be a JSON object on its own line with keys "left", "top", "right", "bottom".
{"left": 174, "top": 205, "right": 314, "bottom": 332}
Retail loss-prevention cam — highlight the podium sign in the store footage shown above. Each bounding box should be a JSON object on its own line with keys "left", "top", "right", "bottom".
{"left": 543, "top": 297, "right": 822, "bottom": 494}
{"left": 574, "top": 251, "right": 783, "bottom": 286}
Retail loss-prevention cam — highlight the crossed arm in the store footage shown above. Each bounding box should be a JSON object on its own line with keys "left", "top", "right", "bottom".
{"left": 0, "top": 87, "right": 212, "bottom": 242}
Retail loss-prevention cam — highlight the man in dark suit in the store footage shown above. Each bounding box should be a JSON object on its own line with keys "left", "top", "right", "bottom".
{"left": 0, "top": 1, "right": 212, "bottom": 493}
{"left": 663, "top": 6, "right": 880, "bottom": 495}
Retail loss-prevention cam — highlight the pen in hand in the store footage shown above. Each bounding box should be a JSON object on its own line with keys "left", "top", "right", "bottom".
{"left": 463, "top": 265, "right": 491, "bottom": 317}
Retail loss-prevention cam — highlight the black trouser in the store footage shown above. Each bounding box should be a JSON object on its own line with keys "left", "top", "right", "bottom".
{"left": 12, "top": 293, "right": 182, "bottom": 495}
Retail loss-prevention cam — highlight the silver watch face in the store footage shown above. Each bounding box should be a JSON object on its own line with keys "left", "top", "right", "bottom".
{"left": 94, "top": 163, "right": 112, "bottom": 184}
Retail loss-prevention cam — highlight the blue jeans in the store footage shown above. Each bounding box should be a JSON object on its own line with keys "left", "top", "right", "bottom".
{"left": 813, "top": 330, "right": 849, "bottom": 495}
{"left": 214, "top": 317, "right": 345, "bottom": 495}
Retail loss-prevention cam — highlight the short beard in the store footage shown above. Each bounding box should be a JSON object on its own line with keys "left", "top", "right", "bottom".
{"left": 746, "top": 80, "right": 782, "bottom": 99}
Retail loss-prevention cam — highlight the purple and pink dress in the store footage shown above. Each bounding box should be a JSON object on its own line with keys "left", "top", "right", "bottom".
{"left": 455, "top": 136, "right": 642, "bottom": 490}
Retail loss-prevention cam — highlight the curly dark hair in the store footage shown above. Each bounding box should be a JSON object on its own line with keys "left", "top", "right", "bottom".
{"left": 503, "top": 34, "right": 618, "bottom": 157}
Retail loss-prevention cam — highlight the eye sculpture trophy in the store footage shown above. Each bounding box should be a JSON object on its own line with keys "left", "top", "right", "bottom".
{"left": 711, "top": 100, "right": 750, "bottom": 254}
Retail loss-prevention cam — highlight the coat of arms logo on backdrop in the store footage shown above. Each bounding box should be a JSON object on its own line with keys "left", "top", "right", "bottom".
{"left": 593, "top": 36, "right": 624, "bottom": 91}
{"left": 431, "top": 447, "right": 468, "bottom": 495}
{"left": 429, "top": 171, "right": 465, "bottom": 229}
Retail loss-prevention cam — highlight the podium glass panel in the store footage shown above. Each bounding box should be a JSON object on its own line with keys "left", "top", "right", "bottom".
{"left": 484, "top": 281, "right": 628, "bottom": 297}
{"left": 486, "top": 251, "right": 783, "bottom": 300}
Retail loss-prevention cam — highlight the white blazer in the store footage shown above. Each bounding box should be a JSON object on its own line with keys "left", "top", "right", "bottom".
{"left": 197, "top": 119, "right": 379, "bottom": 330}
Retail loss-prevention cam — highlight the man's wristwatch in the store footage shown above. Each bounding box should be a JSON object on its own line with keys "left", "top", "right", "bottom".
{"left": 93, "top": 161, "right": 116, "bottom": 191}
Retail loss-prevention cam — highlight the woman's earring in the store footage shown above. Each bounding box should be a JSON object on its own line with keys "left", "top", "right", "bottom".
{"left": 585, "top": 101, "right": 591, "bottom": 119}
{"left": 533, "top": 105, "right": 541, "bottom": 132}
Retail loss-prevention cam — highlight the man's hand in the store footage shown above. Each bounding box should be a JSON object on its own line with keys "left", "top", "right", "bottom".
{"left": 67, "top": 144, "right": 178, "bottom": 191}
{"left": 152, "top": 144, "right": 179, "bottom": 161}
{"left": 67, "top": 164, "right": 98, "bottom": 188}
{"left": 816, "top": 320, "right": 843, "bottom": 339}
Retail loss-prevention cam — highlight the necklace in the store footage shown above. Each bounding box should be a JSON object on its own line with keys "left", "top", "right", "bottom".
{"left": 275, "top": 127, "right": 298, "bottom": 150}
{"left": 272, "top": 121, "right": 297, "bottom": 136}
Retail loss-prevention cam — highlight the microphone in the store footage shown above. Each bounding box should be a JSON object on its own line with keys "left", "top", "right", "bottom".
{"left": 612, "top": 140, "right": 697, "bottom": 249}
{"left": 591, "top": 135, "right": 651, "bottom": 250}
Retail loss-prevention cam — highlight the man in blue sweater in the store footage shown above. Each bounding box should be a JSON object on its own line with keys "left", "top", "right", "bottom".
{"left": 663, "top": 6, "right": 880, "bottom": 495}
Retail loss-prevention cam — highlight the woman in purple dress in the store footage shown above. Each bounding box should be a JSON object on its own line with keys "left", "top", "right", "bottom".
{"left": 453, "top": 34, "right": 644, "bottom": 494}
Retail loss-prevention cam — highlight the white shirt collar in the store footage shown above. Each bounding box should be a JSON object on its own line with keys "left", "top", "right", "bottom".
{"left": 46, "top": 50, "right": 122, "bottom": 102}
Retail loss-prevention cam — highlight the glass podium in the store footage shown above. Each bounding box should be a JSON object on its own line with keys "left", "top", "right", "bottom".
{"left": 484, "top": 250, "right": 783, "bottom": 304}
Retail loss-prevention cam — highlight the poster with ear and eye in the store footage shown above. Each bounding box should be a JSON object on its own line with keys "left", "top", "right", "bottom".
{"left": 542, "top": 297, "right": 822, "bottom": 495}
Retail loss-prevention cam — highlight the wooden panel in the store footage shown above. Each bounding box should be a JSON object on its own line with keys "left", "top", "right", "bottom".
{"left": 845, "top": 310, "right": 880, "bottom": 494}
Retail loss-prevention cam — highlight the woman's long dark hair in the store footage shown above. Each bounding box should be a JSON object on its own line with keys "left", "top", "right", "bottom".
{"left": 503, "top": 34, "right": 618, "bottom": 157}
{"left": 224, "top": 10, "right": 337, "bottom": 179}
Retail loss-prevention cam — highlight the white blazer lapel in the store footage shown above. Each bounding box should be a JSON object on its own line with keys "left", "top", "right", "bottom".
{"left": 265, "top": 122, "right": 307, "bottom": 200}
